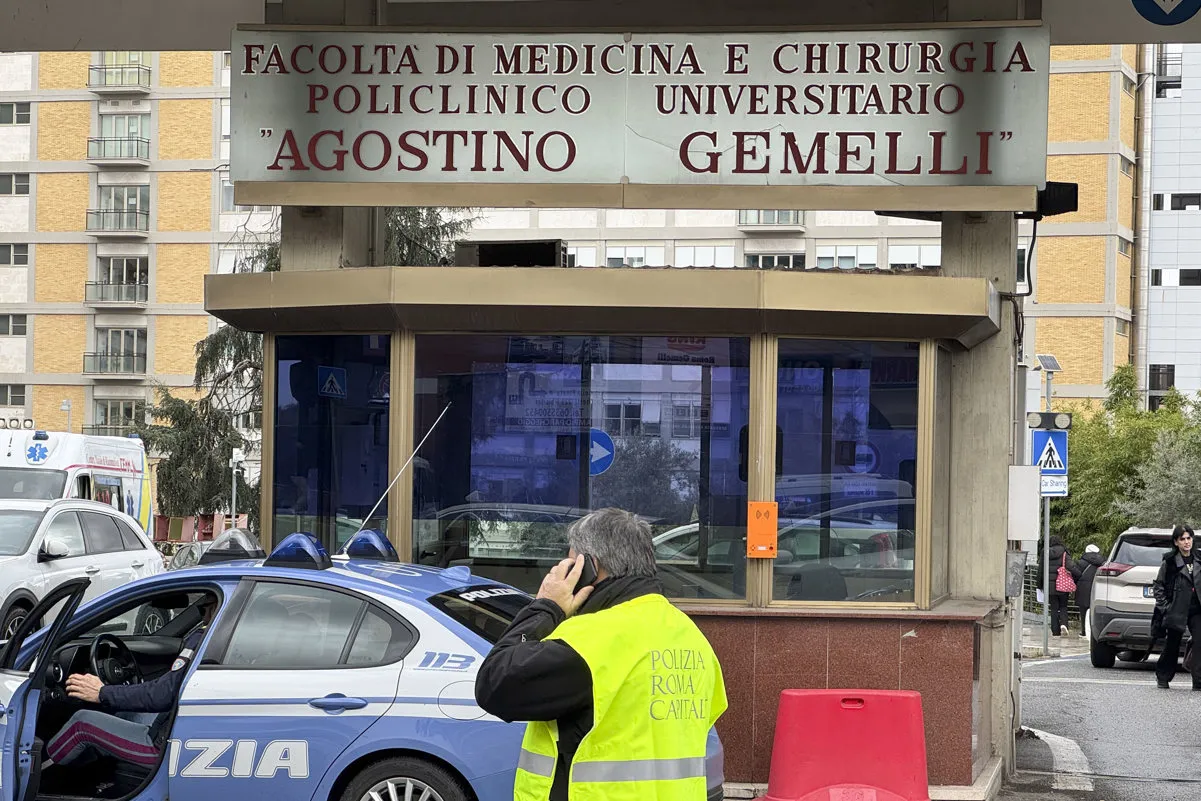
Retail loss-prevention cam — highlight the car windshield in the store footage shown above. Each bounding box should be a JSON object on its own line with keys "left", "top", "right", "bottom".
{"left": 0, "top": 510, "right": 48, "bottom": 556}
{"left": 1114, "top": 536, "right": 1172, "bottom": 567}
{"left": 0, "top": 468, "right": 67, "bottom": 501}
{"left": 428, "top": 584, "right": 533, "bottom": 643}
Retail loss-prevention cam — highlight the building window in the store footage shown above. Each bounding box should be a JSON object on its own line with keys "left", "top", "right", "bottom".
{"left": 100, "top": 113, "right": 149, "bottom": 140}
{"left": 94, "top": 399, "right": 143, "bottom": 434}
{"left": 746, "top": 253, "right": 804, "bottom": 270}
{"left": 1122, "top": 75, "right": 1136, "bottom": 96}
{"left": 221, "top": 99, "right": 231, "bottom": 140}
{"left": 566, "top": 246, "right": 596, "bottom": 268}
{"left": 0, "top": 385, "right": 26, "bottom": 406}
{"left": 1118, "top": 238, "right": 1132, "bottom": 256}
{"left": 0, "top": 174, "right": 30, "bottom": 196}
{"left": 98, "top": 256, "right": 148, "bottom": 286}
{"left": 605, "top": 246, "right": 665, "bottom": 268}
{"left": 95, "top": 327, "right": 148, "bottom": 373}
{"left": 1152, "top": 268, "right": 1162, "bottom": 286}
{"left": 0, "top": 103, "right": 30, "bottom": 126}
{"left": 675, "top": 245, "right": 736, "bottom": 268}
{"left": 1116, "top": 319, "right": 1130, "bottom": 336}
{"left": 0, "top": 315, "right": 27, "bottom": 336}
{"left": 1149, "top": 395, "right": 1165, "bottom": 411}
{"left": 816, "top": 245, "right": 878, "bottom": 270}
{"left": 236, "top": 410, "right": 263, "bottom": 430}
{"left": 1120, "top": 157, "right": 1134, "bottom": 177}
{"left": 775, "top": 339, "right": 919, "bottom": 602}
{"left": 222, "top": 51, "right": 231, "bottom": 70}
{"left": 1154, "top": 193, "right": 1164, "bottom": 210}
{"left": 414, "top": 334, "right": 752, "bottom": 599}
{"left": 0, "top": 244, "right": 28, "bottom": 266}
{"left": 738, "top": 209, "right": 802, "bottom": 226}
{"left": 99, "top": 184, "right": 149, "bottom": 213}
{"left": 1149, "top": 364, "right": 1175, "bottom": 392}
{"left": 1017, "top": 246, "right": 1029, "bottom": 285}
{"left": 220, "top": 173, "right": 272, "bottom": 213}
{"left": 1171, "top": 193, "right": 1201, "bottom": 211}
{"left": 1156, "top": 44, "right": 1182, "bottom": 98}
{"left": 888, "top": 244, "right": 941, "bottom": 270}
{"left": 1181, "top": 269, "right": 1201, "bottom": 286}
{"left": 274, "top": 335, "right": 391, "bottom": 551}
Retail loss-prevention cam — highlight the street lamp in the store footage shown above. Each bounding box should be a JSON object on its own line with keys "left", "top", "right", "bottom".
{"left": 59, "top": 399, "right": 72, "bottom": 432}
{"left": 1029, "top": 353, "right": 1062, "bottom": 654}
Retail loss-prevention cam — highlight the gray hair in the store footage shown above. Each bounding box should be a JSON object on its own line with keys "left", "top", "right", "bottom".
{"left": 567, "top": 508, "right": 657, "bottom": 579}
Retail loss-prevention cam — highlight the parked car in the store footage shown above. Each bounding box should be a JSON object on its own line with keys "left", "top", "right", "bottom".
{"left": 0, "top": 498, "right": 163, "bottom": 638}
{"left": 1090, "top": 527, "right": 1177, "bottom": 668}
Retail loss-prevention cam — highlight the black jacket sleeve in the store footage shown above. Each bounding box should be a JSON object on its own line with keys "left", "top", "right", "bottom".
{"left": 474, "top": 598, "right": 593, "bottom": 723}
{"left": 98, "top": 630, "right": 203, "bottom": 713}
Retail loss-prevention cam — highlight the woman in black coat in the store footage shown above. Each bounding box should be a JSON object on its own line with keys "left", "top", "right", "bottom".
{"left": 1038, "top": 535, "right": 1080, "bottom": 636}
{"left": 1075, "top": 544, "right": 1106, "bottom": 639}
{"left": 1152, "top": 524, "right": 1201, "bottom": 689}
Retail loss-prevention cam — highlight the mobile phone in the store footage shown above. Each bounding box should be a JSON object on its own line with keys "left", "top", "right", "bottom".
{"left": 577, "top": 553, "right": 599, "bottom": 588}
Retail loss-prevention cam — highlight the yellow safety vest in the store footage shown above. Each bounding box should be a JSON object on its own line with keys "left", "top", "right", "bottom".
{"left": 513, "top": 593, "right": 727, "bottom": 801}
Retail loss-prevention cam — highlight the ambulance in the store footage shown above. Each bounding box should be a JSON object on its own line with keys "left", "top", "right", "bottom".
{"left": 0, "top": 428, "right": 153, "bottom": 532}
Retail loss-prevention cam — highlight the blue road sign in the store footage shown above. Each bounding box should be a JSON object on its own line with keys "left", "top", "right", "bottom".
{"left": 1131, "top": 0, "right": 1201, "bottom": 26}
{"left": 588, "top": 428, "right": 615, "bottom": 476}
{"left": 1032, "top": 429, "right": 1068, "bottom": 497}
{"left": 318, "top": 365, "right": 347, "bottom": 399}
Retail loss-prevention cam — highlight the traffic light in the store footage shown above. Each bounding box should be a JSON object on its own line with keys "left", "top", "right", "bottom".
{"left": 1026, "top": 411, "right": 1072, "bottom": 430}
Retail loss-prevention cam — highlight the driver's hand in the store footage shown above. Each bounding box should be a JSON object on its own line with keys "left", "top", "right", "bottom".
{"left": 536, "top": 556, "right": 594, "bottom": 617}
{"left": 65, "top": 674, "right": 104, "bottom": 704}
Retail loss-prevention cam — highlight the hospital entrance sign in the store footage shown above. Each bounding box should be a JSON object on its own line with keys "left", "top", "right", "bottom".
{"left": 230, "top": 26, "right": 1050, "bottom": 209}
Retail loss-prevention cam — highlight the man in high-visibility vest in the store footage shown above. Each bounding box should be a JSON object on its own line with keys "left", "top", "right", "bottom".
{"left": 476, "top": 507, "right": 727, "bottom": 801}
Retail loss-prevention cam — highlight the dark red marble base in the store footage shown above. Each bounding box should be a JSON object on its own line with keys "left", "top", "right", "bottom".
{"left": 690, "top": 615, "right": 979, "bottom": 787}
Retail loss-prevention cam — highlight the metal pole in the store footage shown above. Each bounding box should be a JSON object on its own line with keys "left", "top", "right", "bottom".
{"left": 231, "top": 462, "right": 237, "bottom": 529}
{"left": 1041, "top": 371, "right": 1054, "bottom": 654}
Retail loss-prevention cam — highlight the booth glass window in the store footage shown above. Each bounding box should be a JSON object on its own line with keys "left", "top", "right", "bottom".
{"left": 273, "top": 335, "right": 391, "bottom": 552}
{"left": 413, "top": 335, "right": 751, "bottom": 599}
{"left": 773, "top": 339, "right": 919, "bottom": 603}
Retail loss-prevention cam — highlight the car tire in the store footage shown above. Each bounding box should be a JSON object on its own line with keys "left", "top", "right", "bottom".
{"left": 1090, "top": 636, "right": 1116, "bottom": 668}
{"left": 134, "top": 605, "right": 172, "bottom": 635}
{"left": 1, "top": 602, "right": 30, "bottom": 641}
{"left": 340, "top": 757, "right": 469, "bottom": 801}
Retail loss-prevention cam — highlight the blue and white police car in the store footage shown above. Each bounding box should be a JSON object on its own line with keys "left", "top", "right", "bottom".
{"left": 0, "top": 530, "right": 725, "bottom": 801}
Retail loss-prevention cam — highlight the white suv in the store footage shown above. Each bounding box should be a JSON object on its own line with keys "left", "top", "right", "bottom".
{"left": 0, "top": 498, "right": 163, "bottom": 638}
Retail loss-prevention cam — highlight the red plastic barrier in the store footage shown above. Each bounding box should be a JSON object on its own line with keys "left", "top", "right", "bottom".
{"left": 756, "top": 689, "right": 930, "bottom": 801}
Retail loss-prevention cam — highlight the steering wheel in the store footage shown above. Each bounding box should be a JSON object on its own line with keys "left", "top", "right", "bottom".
{"left": 90, "top": 633, "right": 143, "bottom": 686}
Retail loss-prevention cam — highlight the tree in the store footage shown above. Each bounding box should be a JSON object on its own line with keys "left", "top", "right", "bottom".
{"left": 1114, "top": 427, "right": 1201, "bottom": 527}
{"left": 141, "top": 207, "right": 476, "bottom": 532}
{"left": 591, "top": 437, "right": 700, "bottom": 526}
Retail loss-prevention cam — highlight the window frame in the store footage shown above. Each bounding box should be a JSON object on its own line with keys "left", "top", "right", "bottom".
{"left": 0, "top": 385, "right": 26, "bottom": 406}
{"left": 0, "top": 103, "right": 31, "bottom": 126}
{"left": 41, "top": 511, "right": 87, "bottom": 559}
{"left": 0, "top": 315, "right": 28, "bottom": 336}
{"left": 0, "top": 174, "right": 30, "bottom": 197}
{"left": 198, "top": 578, "right": 419, "bottom": 671}
{"left": 79, "top": 510, "right": 129, "bottom": 555}
{"left": 0, "top": 245, "right": 29, "bottom": 267}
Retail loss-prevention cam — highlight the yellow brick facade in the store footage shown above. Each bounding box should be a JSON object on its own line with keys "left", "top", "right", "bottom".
{"left": 36, "top": 102, "right": 90, "bottom": 161}
{"left": 1052, "top": 45, "right": 1113, "bottom": 61}
{"left": 158, "top": 52, "right": 214, "bottom": 88}
{"left": 1118, "top": 171, "right": 1134, "bottom": 230}
{"left": 1036, "top": 318, "right": 1106, "bottom": 386}
{"left": 35, "top": 173, "right": 89, "bottom": 232}
{"left": 32, "top": 315, "right": 87, "bottom": 373}
{"left": 156, "top": 244, "right": 211, "bottom": 303}
{"left": 156, "top": 173, "right": 212, "bottom": 231}
{"left": 1122, "top": 45, "right": 1138, "bottom": 68}
{"left": 1120, "top": 88, "right": 1135, "bottom": 150}
{"left": 1047, "top": 156, "right": 1108, "bottom": 223}
{"left": 1115, "top": 333, "right": 1130, "bottom": 366}
{"left": 37, "top": 53, "right": 90, "bottom": 90}
{"left": 1037, "top": 237, "right": 1106, "bottom": 304}
{"left": 155, "top": 316, "right": 210, "bottom": 375}
{"left": 1048, "top": 73, "right": 1110, "bottom": 141}
{"left": 33, "top": 245, "right": 89, "bottom": 303}
{"left": 1117, "top": 252, "right": 1133, "bottom": 308}
{"left": 157, "top": 100, "right": 214, "bottom": 161}
{"left": 32, "top": 386, "right": 86, "bottom": 434}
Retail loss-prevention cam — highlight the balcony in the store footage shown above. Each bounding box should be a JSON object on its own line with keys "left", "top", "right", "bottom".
{"left": 88, "top": 65, "right": 151, "bottom": 94}
{"left": 87, "top": 137, "right": 151, "bottom": 166}
{"left": 85, "top": 209, "right": 150, "bottom": 238}
{"left": 84, "top": 282, "right": 149, "bottom": 307}
{"left": 83, "top": 353, "right": 147, "bottom": 378}
{"left": 82, "top": 424, "right": 138, "bottom": 437}
{"left": 737, "top": 209, "right": 806, "bottom": 231}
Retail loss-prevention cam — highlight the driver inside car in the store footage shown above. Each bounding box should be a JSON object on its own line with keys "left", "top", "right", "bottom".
{"left": 43, "top": 598, "right": 217, "bottom": 769}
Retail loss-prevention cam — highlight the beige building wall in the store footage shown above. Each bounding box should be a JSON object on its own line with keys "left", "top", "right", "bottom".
{"left": 1030, "top": 44, "right": 1140, "bottom": 405}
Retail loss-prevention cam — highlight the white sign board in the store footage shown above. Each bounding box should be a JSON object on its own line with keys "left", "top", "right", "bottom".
{"left": 231, "top": 26, "right": 1050, "bottom": 207}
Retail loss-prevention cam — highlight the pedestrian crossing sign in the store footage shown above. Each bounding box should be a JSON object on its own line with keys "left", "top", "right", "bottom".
{"left": 1031, "top": 429, "right": 1068, "bottom": 476}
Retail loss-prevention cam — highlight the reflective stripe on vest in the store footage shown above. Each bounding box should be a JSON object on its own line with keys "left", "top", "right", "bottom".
{"left": 573, "top": 757, "right": 707, "bottom": 783}
{"left": 519, "top": 749, "right": 556, "bottom": 778}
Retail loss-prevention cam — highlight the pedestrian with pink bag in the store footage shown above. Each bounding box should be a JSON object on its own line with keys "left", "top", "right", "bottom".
{"left": 1039, "top": 535, "right": 1081, "bottom": 636}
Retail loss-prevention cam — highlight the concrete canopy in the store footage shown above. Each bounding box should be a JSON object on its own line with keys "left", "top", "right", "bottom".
{"left": 4, "top": 0, "right": 1201, "bottom": 52}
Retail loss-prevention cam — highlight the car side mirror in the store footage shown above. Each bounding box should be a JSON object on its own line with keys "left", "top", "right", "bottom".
{"left": 38, "top": 537, "right": 69, "bottom": 562}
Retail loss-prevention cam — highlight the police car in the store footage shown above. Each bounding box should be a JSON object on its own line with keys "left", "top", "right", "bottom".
{"left": 0, "top": 530, "right": 725, "bottom": 801}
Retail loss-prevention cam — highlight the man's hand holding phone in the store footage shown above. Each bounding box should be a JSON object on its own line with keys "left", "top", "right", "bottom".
{"left": 537, "top": 554, "right": 596, "bottom": 617}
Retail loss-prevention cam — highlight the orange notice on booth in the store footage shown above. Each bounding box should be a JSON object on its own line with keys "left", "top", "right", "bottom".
{"left": 747, "top": 501, "right": 778, "bottom": 558}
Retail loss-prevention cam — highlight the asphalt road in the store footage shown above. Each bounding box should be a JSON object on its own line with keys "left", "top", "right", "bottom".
{"left": 1001, "top": 648, "right": 1201, "bottom": 800}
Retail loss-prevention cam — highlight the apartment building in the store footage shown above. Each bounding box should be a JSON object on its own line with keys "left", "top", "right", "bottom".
{"left": 1023, "top": 45, "right": 1141, "bottom": 412}
{"left": 0, "top": 50, "right": 269, "bottom": 468}
{"left": 1145, "top": 43, "right": 1201, "bottom": 408}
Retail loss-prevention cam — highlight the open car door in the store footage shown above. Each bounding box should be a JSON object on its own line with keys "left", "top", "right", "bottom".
{"left": 0, "top": 577, "right": 90, "bottom": 801}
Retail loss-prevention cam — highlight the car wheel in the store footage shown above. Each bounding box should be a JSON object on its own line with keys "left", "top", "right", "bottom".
{"left": 134, "top": 606, "right": 171, "bottom": 635}
{"left": 341, "top": 758, "right": 468, "bottom": 801}
{"left": 1090, "top": 636, "right": 1116, "bottom": 668}
{"left": 1, "top": 603, "right": 30, "bottom": 640}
